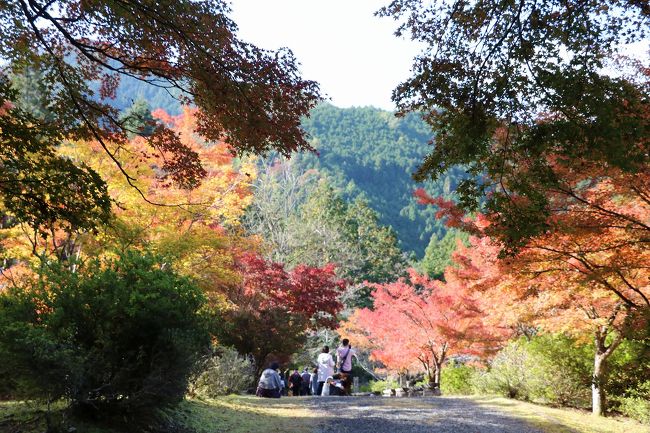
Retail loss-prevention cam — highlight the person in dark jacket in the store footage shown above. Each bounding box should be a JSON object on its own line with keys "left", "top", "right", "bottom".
{"left": 300, "top": 368, "right": 311, "bottom": 396}
{"left": 289, "top": 369, "right": 302, "bottom": 396}
{"left": 283, "top": 369, "right": 291, "bottom": 396}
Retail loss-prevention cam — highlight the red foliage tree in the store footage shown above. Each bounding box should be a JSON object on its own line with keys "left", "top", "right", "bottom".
{"left": 344, "top": 269, "right": 498, "bottom": 390}
{"left": 218, "top": 253, "right": 344, "bottom": 371}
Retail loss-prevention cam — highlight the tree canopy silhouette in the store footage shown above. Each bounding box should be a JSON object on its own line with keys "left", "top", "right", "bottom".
{"left": 381, "top": 0, "right": 649, "bottom": 249}
{"left": 1, "top": 0, "right": 321, "bottom": 229}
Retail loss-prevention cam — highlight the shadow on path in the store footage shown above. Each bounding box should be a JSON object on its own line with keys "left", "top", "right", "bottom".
{"left": 298, "top": 396, "right": 581, "bottom": 433}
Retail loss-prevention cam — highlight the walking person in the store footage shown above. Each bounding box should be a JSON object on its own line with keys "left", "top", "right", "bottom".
{"left": 300, "top": 368, "right": 311, "bottom": 396}
{"left": 316, "top": 345, "right": 335, "bottom": 396}
{"left": 289, "top": 369, "right": 302, "bottom": 396}
{"left": 310, "top": 367, "right": 318, "bottom": 396}
{"left": 283, "top": 369, "right": 291, "bottom": 396}
{"left": 255, "top": 362, "right": 283, "bottom": 398}
{"left": 336, "top": 338, "right": 357, "bottom": 395}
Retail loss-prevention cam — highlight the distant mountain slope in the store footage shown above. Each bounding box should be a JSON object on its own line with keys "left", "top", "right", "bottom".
{"left": 297, "top": 104, "right": 465, "bottom": 257}
{"left": 111, "top": 77, "right": 462, "bottom": 256}
{"left": 104, "top": 75, "right": 183, "bottom": 115}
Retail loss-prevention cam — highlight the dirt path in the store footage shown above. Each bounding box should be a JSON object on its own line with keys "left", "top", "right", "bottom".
{"left": 304, "top": 396, "right": 549, "bottom": 433}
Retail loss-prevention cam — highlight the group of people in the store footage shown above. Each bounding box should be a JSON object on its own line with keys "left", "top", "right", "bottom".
{"left": 256, "top": 339, "right": 356, "bottom": 398}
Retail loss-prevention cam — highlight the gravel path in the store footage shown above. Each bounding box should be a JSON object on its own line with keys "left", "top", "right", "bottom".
{"left": 304, "top": 396, "right": 548, "bottom": 433}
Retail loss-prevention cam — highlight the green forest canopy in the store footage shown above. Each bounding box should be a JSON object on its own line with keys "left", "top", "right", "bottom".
{"left": 111, "top": 78, "right": 466, "bottom": 257}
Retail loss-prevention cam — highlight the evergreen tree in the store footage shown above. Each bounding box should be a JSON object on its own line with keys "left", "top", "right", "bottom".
{"left": 347, "top": 196, "right": 406, "bottom": 284}
{"left": 245, "top": 159, "right": 407, "bottom": 297}
{"left": 9, "top": 67, "right": 54, "bottom": 121}
{"left": 419, "top": 230, "right": 469, "bottom": 280}
{"left": 120, "top": 98, "right": 155, "bottom": 137}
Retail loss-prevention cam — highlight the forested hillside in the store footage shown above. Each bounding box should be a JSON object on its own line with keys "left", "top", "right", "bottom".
{"left": 298, "top": 104, "right": 465, "bottom": 256}
{"left": 104, "top": 75, "right": 183, "bottom": 115}
{"left": 111, "top": 76, "right": 464, "bottom": 256}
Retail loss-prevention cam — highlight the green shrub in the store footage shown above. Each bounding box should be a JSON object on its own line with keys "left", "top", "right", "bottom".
{"left": 475, "top": 335, "right": 592, "bottom": 407}
{"left": 441, "top": 361, "right": 478, "bottom": 395}
{"left": 412, "top": 378, "right": 429, "bottom": 389}
{"left": 473, "top": 341, "right": 545, "bottom": 400}
{"left": 612, "top": 381, "right": 650, "bottom": 424}
{"left": 607, "top": 333, "right": 650, "bottom": 413}
{"left": 617, "top": 396, "right": 650, "bottom": 424}
{"left": 0, "top": 251, "right": 210, "bottom": 413}
{"left": 526, "top": 334, "right": 592, "bottom": 408}
{"left": 362, "top": 379, "right": 399, "bottom": 393}
{"left": 191, "top": 346, "right": 256, "bottom": 397}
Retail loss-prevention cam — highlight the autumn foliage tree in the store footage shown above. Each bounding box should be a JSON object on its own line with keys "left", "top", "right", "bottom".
{"left": 216, "top": 253, "right": 344, "bottom": 372}
{"left": 419, "top": 180, "right": 650, "bottom": 414}
{"left": 343, "top": 269, "right": 497, "bottom": 390}
{"left": 1, "top": 0, "right": 321, "bottom": 232}
{"left": 382, "top": 0, "right": 649, "bottom": 249}
{"left": 510, "top": 167, "right": 650, "bottom": 415}
{"left": 0, "top": 107, "right": 256, "bottom": 297}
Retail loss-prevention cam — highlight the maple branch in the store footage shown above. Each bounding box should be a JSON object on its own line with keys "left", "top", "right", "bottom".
{"left": 531, "top": 244, "right": 639, "bottom": 308}
{"left": 554, "top": 185, "right": 650, "bottom": 233}
{"left": 614, "top": 269, "right": 649, "bottom": 307}
{"left": 630, "top": 185, "right": 650, "bottom": 206}
{"left": 21, "top": 0, "right": 214, "bottom": 214}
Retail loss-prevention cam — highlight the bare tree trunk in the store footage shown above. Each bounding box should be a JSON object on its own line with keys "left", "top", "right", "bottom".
{"left": 432, "top": 344, "right": 446, "bottom": 392}
{"left": 592, "top": 351, "right": 606, "bottom": 416}
{"left": 591, "top": 309, "right": 626, "bottom": 416}
{"left": 433, "top": 362, "right": 442, "bottom": 390}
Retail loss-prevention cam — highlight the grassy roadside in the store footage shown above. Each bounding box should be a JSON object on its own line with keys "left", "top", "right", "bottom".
{"left": 0, "top": 400, "right": 109, "bottom": 433}
{"left": 469, "top": 396, "right": 650, "bottom": 433}
{"left": 168, "top": 396, "right": 318, "bottom": 433}
{"left": 0, "top": 396, "right": 319, "bottom": 433}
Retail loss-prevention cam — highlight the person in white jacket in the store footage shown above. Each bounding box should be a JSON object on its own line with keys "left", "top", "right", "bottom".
{"left": 321, "top": 376, "right": 333, "bottom": 396}
{"left": 316, "top": 345, "right": 335, "bottom": 396}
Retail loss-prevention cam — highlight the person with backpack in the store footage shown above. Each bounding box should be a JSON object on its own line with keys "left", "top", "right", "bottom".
{"left": 289, "top": 369, "right": 302, "bottom": 396}
{"left": 336, "top": 338, "right": 356, "bottom": 395}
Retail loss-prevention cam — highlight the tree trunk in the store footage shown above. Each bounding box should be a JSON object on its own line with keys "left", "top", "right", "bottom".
{"left": 591, "top": 320, "right": 625, "bottom": 416}
{"left": 421, "top": 359, "right": 434, "bottom": 388}
{"left": 432, "top": 345, "right": 447, "bottom": 392}
{"left": 433, "top": 362, "right": 442, "bottom": 391}
{"left": 592, "top": 352, "right": 606, "bottom": 416}
{"left": 426, "top": 367, "right": 435, "bottom": 389}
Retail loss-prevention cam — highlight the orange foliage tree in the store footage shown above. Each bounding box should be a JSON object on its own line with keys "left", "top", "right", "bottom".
{"left": 1, "top": 107, "right": 257, "bottom": 300}
{"left": 512, "top": 168, "right": 649, "bottom": 415}
{"left": 417, "top": 163, "right": 650, "bottom": 414}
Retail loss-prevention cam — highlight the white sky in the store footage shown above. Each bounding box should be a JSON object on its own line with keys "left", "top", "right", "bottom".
{"left": 229, "top": 2, "right": 649, "bottom": 111}
{"left": 229, "top": 0, "right": 422, "bottom": 110}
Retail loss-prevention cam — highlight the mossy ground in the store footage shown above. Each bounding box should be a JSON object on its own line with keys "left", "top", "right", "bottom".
{"left": 470, "top": 396, "right": 650, "bottom": 433}
{"left": 0, "top": 396, "right": 318, "bottom": 433}
{"left": 166, "top": 396, "right": 318, "bottom": 433}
